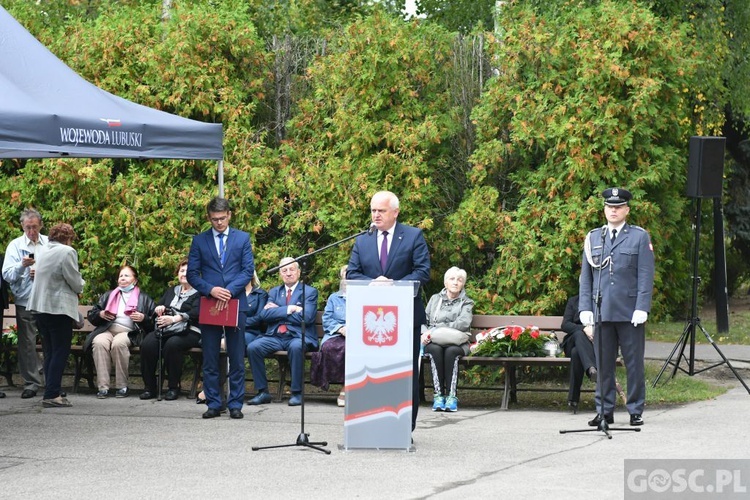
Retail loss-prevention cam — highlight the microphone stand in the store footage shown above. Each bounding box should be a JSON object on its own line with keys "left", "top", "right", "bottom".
{"left": 252, "top": 226, "right": 371, "bottom": 455}
{"left": 561, "top": 226, "right": 640, "bottom": 439}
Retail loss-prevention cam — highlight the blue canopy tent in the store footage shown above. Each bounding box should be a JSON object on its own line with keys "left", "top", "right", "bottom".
{"left": 0, "top": 6, "right": 226, "bottom": 192}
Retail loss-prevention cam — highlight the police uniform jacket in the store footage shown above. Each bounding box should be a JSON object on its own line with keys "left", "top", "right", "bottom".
{"left": 579, "top": 223, "right": 655, "bottom": 322}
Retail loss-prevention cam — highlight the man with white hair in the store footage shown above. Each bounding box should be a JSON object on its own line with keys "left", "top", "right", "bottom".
{"left": 247, "top": 257, "right": 319, "bottom": 406}
{"left": 2, "top": 208, "right": 48, "bottom": 398}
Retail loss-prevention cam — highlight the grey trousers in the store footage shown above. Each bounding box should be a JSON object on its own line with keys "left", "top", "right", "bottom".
{"left": 15, "top": 305, "right": 43, "bottom": 391}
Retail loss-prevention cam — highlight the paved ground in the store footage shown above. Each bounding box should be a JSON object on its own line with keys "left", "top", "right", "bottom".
{"left": 1, "top": 343, "right": 748, "bottom": 500}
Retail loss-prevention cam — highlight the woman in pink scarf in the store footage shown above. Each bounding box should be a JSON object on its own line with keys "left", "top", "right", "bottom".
{"left": 85, "top": 265, "right": 155, "bottom": 399}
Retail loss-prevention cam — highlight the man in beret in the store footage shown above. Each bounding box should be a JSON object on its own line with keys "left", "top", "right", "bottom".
{"left": 579, "top": 187, "right": 655, "bottom": 427}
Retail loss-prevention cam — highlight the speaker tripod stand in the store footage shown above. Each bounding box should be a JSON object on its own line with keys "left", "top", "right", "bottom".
{"left": 652, "top": 198, "right": 750, "bottom": 392}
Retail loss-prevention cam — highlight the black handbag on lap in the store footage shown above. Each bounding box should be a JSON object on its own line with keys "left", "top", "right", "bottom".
{"left": 128, "top": 324, "right": 145, "bottom": 347}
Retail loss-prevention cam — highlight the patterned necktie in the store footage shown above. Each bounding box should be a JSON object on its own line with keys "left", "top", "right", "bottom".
{"left": 611, "top": 228, "right": 617, "bottom": 244}
{"left": 380, "top": 231, "right": 389, "bottom": 272}
{"left": 217, "top": 233, "right": 226, "bottom": 266}
{"left": 278, "top": 287, "right": 292, "bottom": 334}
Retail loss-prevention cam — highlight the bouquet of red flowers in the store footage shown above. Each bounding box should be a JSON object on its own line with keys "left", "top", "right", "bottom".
{"left": 469, "top": 324, "right": 554, "bottom": 357}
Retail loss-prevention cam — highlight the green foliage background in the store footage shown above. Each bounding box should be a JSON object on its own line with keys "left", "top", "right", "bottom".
{"left": 1, "top": 0, "right": 745, "bottom": 318}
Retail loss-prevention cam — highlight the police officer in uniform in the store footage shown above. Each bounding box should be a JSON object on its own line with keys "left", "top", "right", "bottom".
{"left": 579, "top": 188, "right": 655, "bottom": 427}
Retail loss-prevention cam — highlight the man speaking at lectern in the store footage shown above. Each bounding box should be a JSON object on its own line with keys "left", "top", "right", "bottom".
{"left": 347, "top": 191, "right": 431, "bottom": 432}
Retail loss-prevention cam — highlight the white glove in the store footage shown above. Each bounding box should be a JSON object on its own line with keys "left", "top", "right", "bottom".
{"left": 583, "top": 325, "right": 594, "bottom": 341}
{"left": 632, "top": 310, "right": 648, "bottom": 326}
{"left": 580, "top": 311, "right": 594, "bottom": 326}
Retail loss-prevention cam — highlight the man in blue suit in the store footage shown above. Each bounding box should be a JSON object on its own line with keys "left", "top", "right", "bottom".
{"left": 247, "top": 257, "right": 319, "bottom": 406}
{"left": 187, "top": 197, "right": 254, "bottom": 420}
{"left": 347, "top": 191, "right": 431, "bottom": 431}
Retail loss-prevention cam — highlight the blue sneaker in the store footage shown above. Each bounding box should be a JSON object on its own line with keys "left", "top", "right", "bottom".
{"left": 445, "top": 396, "right": 458, "bottom": 412}
{"left": 432, "top": 395, "right": 445, "bottom": 411}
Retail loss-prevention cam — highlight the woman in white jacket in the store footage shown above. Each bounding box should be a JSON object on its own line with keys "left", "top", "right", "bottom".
{"left": 28, "top": 223, "right": 84, "bottom": 408}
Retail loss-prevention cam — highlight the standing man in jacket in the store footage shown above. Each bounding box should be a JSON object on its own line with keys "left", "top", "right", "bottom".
{"left": 188, "top": 197, "right": 254, "bottom": 420}
{"left": 579, "top": 188, "right": 654, "bottom": 427}
{"left": 2, "top": 208, "right": 48, "bottom": 398}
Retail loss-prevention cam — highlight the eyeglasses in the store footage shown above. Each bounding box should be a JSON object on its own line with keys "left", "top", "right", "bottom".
{"left": 210, "top": 216, "right": 228, "bottom": 223}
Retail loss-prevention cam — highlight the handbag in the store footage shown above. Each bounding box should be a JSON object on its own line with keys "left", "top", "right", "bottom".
{"left": 160, "top": 317, "right": 190, "bottom": 336}
{"left": 127, "top": 324, "right": 145, "bottom": 347}
{"left": 152, "top": 307, "right": 190, "bottom": 340}
{"left": 429, "top": 326, "right": 470, "bottom": 346}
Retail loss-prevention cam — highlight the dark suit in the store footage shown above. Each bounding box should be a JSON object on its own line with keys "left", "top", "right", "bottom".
{"left": 243, "top": 287, "right": 268, "bottom": 347}
{"left": 579, "top": 223, "right": 654, "bottom": 416}
{"left": 561, "top": 295, "right": 596, "bottom": 405}
{"left": 248, "top": 283, "right": 318, "bottom": 394}
{"left": 187, "top": 227, "right": 254, "bottom": 411}
{"left": 347, "top": 221, "right": 430, "bottom": 429}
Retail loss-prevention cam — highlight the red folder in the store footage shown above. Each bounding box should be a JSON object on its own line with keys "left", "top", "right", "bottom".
{"left": 199, "top": 297, "right": 239, "bottom": 327}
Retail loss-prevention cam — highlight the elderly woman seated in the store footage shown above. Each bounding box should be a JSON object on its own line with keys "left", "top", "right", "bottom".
{"left": 310, "top": 265, "right": 348, "bottom": 407}
{"left": 86, "top": 265, "right": 155, "bottom": 399}
{"left": 139, "top": 258, "right": 201, "bottom": 401}
{"left": 421, "top": 266, "right": 474, "bottom": 412}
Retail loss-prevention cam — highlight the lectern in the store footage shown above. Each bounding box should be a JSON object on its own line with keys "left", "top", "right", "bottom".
{"left": 343, "top": 280, "right": 417, "bottom": 450}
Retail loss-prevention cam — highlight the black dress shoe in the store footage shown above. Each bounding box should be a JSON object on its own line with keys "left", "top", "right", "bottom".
{"left": 588, "top": 413, "right": 614, "bottom": 427}
{"left": 202, "top": 408, "right": 222, "bottom": 419}
{"left": 587, "top": 367, "right": 598, "bottom": 383}
{"left": 630, "top": 414, "right": 644, "bottom": 426}
{"left": 567, "top": 401, "right": 578, "bottom": 414}
{"left": 139, "top": 391, "right": 155, "bottom": 400}
{"left": 164, "top": 389, "right": 179, "bottom": 401}
{"left": 0, "top": 391, "right": 6, "bottom": 398}
{"left": 229, "top": 408, "right": 244, "bottom": 419}
{"left": 60, "top": 391, "right": 67, "bottom": 398}
{"left": 21, "top": 389, "right": 37, "bottom": 399}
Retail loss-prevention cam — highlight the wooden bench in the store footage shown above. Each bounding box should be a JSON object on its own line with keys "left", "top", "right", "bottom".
{"left": 3, "top": 305, "right": 593, "bottom": 409}
{"left": 1, "top": 304, "right": 211, "bottom": 397}
{"left": 2, "top": 304, "right": 97, "bottom": 390}
{"left": 455, "top": 315, "right": 568, "bottom": 410}
{"left": 271, "top": 313, "right": 574, "bottom": 409}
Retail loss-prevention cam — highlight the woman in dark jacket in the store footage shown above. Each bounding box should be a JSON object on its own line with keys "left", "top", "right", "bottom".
{"left": 85, "top": 264, "right": 155, "bottom": 399}
{"left": 139, "top": 258, "right": 201, "bottom": 401}
{"left": 244, "top": 271, "right": 268, "bottom": 347}
{"left": 560, "top": 294, "right": 597, "bottom": 412}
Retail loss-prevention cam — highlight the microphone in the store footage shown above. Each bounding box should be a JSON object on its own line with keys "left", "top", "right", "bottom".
{"left": 601, "top": 225, "right": 607, "bottom": 242}
{"left": 368, "top": 223, "right": 377, "bottom": 235}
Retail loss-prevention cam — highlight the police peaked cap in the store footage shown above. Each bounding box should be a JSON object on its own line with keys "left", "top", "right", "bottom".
{"left": 602, "top": 187, "right": 632, "bottom": 206}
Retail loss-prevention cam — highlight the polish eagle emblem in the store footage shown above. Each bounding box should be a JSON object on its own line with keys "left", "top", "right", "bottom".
{"left": 363, "top": 306, "right": 398, "bottom": 346}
